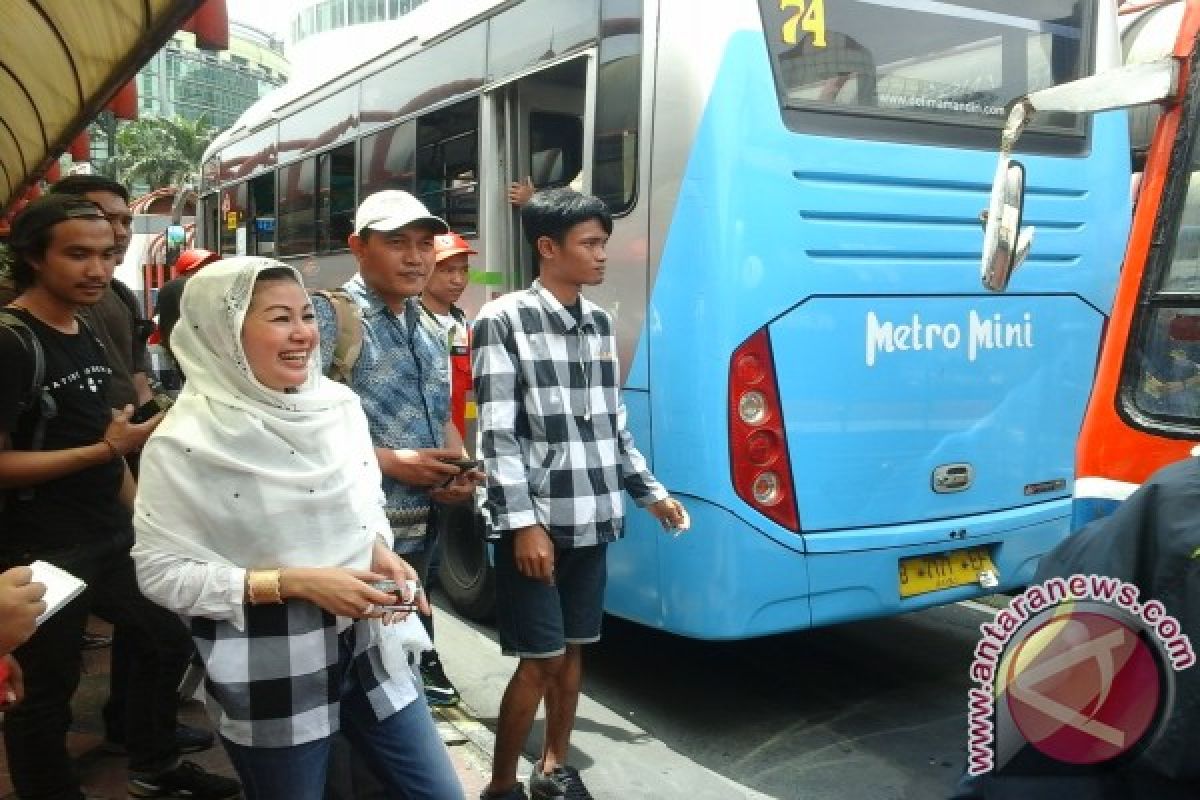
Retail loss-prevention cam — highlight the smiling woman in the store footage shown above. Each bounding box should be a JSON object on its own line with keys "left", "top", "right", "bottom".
{"left": 131, "top": 256, "right": 463, "bottom": 800}
{"left": 239, "top": 267, "right": 318, "bottom": 391}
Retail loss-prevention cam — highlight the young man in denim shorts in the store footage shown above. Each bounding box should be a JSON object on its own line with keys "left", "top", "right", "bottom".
{"left": 473, "top": 188, "right": 688, "bottom": 800}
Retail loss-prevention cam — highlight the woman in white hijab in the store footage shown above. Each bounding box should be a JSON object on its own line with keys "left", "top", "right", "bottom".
{"left": 132, "top": 257, "right": 463, "bottom": 800}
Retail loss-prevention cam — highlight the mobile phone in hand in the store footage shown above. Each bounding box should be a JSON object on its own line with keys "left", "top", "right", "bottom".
{"left": 131, "top": 394, "right": 173, "bottom": 424}
{"left": 439, "top": 457, "right": 481, "bottom": 471}
{"left": 370, "top": 579, "right": 420, "bottom": 611}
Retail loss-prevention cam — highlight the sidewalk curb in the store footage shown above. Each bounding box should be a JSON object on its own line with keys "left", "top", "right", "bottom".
{"left": 434, "top": 702, "right": 495, "bottom": 763}
{"left": 433, "top": 701, "right": 499, "bottom": 795}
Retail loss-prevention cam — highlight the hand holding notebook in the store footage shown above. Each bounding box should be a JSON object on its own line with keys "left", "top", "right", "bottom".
{"left": 28, "top": 560, "right": 86, "bottom": 625}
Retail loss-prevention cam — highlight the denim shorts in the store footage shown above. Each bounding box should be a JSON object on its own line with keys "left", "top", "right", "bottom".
{"left": 494, "top": 537, "right": 607, "bottom": 658}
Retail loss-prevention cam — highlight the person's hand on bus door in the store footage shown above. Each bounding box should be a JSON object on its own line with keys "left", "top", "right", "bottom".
{"left": 648, "top": 496, "right": 690, "bottom": 534}
{"left": 513, "top": 524, "right": 556, "bottom": 585}
{"left": 508, "top": 177, "right": 535, "bottom": 207}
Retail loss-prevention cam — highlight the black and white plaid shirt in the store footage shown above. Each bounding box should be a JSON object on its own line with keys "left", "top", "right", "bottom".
{"left": 191, "top": 603, "right": 416, "bottom": 747}
{"left": 472, "top": 280, "right": 667, "bottom": 548}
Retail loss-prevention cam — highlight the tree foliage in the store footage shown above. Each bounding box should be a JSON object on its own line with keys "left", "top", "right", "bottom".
{"left": 110, "top": 115, "right": 216, "bottom": 190}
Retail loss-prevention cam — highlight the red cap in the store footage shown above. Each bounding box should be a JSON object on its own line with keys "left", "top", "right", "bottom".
{"left": 433, "top": 232, "right": 478, "bottom": 263}
{"left": 174, "top": 248, "right": 221, "bottom": 277}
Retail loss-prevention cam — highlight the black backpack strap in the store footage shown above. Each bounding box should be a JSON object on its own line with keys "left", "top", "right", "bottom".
{"left": 0, "top": 310, "right": 57, "bottom": 504}
{"left": 0, "top": 310, "right": 50, "bottom": 424}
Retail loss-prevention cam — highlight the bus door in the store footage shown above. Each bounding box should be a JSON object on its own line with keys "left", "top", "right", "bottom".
{"left": 480, "top": 56, "right": 592, "bottom": 294}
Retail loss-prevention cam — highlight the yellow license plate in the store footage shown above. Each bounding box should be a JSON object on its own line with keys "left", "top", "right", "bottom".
{"left": 899, "top": 546, "right": 996, "bottom": 598}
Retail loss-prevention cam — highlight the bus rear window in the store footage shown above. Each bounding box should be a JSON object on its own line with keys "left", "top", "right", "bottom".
{"left": 759, "top": 0, "right": 1091, "bottom": 134}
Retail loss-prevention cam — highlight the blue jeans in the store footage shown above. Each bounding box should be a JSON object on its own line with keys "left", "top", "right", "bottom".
{"left": 221, "top": 658, "right": 462, "bottom": 800}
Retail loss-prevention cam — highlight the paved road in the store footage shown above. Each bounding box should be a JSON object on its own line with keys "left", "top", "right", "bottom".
{"left": 435, "top": 597, "right": 997, "bottom": 800}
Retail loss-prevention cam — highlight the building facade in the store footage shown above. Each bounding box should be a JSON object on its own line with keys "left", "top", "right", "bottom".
{"left": 290, "top": 0, "right": 429, "bottom": 46}
{"left": 90, "top": 23, "right": 289, "bottom": 166}
{"left": 143, "top": 23, "right": 289, "bottom": 129}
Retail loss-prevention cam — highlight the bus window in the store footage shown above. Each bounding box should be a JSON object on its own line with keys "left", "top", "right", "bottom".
{"left": 529, "top": 112, "right": 582, "bottom": 189}
{"left": 199, "top": 193, "right": 219, "bottom": 256}
{"left": 360, "top": 120, "right": 416, "bottom": 197}
{"left": 317, "top": 143, "right": 356, "bottom": 252}
{"left": 249, "top": 173, "right": 276, "bottom": 256}
{"left": 593, "top": 0, "right": 641, "bottom": 215}
{"left": 758, "top": 0, "right": 1093, "bottom": 147}
{"left": 417, "top": 98, "right": 479, "bottom": 235}
{"left": 278, "top": 158, "right": 317, "bottom": 256}
{"left": 277, "top": 88, "right": 357, "bottom": 165}
{"left": 1133, "top": 309, "right": 1200, "bottom": 420}
{"left": 220, "top": 183, "right": 248, "bottom": 256}
{"left": 1129, "top": 167, "right": 1200, "bottom": 424}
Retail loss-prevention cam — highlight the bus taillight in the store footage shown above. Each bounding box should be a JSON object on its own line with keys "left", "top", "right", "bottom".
{"left": 729, "top": 329, "right": 799, "bottom": 531}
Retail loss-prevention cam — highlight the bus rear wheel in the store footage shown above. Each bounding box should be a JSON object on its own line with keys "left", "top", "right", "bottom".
{"left": 436, "top": 504, "right": 496, "bottom": 621}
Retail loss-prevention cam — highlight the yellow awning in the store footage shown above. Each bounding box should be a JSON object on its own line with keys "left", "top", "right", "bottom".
{"left": 0, "top": 0, "right": 210, "bottom": 210}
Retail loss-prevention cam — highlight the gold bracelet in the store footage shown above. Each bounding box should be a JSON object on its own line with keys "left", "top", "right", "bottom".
{"left": 101, "top": 438, "right": 120, "bottom": 461}
{"left": 246, "top": 569, "right": 283, "bottom": 605}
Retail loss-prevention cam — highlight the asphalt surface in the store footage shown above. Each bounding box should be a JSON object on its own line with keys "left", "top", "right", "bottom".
{"left": 436, "top": 596, "right": 998, "bottom": 800}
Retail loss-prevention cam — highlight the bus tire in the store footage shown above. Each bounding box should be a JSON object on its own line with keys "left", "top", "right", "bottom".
{"left": 437, "top": 504, "right": 496, "bottom": 621}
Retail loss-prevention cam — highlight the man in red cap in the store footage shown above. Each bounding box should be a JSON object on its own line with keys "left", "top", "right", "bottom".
{"left": 408, "top": 231, "right": 478, "bottom": 708}
{"left": 421, "top": 233, "right": 476, "bottom": 439}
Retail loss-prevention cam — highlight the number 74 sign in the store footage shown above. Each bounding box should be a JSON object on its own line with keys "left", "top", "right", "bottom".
{"left": 780, "top": 0, "right": 826, "bottom": 47}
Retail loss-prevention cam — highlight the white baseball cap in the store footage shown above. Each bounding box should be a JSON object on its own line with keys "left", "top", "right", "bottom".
{"left": 354, "top": 190, "right": 448, "bottom": 236}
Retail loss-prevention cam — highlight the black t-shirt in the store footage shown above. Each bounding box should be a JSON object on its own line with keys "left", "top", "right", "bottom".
{"left": 565, "top": 299, "right": 583, "bottom": 324}
{"left": 0, "top": 309, "right": 130, "bottom": 553}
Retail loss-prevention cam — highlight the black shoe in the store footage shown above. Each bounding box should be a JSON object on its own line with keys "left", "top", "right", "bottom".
{"left": 528, "top": 761, "right": 594, "bottom": 800}
{"left": 81, "top": 632, "right": 112, "bottom": 649}
{"left": 420, "top": 654, "right": 461, "bottom": 707}
{"left": 128, "top": 760, "right": 240, "bottom": 799}
{"left": 174, "top": 723, "right": 215, "bottom": 754}
{"left": 103, "top": 723, "right": 215, "bottom": 756}
{"left": 481, "top": 785, "right": 529, "bottom": 800}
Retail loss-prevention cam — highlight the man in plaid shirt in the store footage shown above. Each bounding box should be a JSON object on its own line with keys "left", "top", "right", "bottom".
{"left": 473, "top": 189, "right": 688, "bottom": 800}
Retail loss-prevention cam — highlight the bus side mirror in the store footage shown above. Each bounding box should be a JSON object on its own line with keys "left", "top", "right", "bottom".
{"left": 981, "top": 159, "right": 1034, "bottom": 292}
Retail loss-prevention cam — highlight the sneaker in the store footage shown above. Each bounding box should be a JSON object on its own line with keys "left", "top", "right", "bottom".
{"left": 81, "top": 632, "right": 112, "bottom": 649}
{"left": 128, "top": 760, "right": 241, "bottom": 799}
{"left": 103, "top": 723, "right": 215, "bottom": 755}
{"left": 173, "top": 723, "right": 215, "bottom": 754}
{"left": 420, "top": 654, "right": 461, "bottom": 707}
{"left": 528, "top": 761, "right": 594, "bottom": 800}
{"left": 480, "top": 786, "right": 529, "bottom": 800}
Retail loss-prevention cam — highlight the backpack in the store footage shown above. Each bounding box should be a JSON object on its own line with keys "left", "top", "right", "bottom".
{"left": 0, "top": 310, "right": 59, "bottom": 508}
{"left": 311, "top": 289, "right": 364, "bottom": 384}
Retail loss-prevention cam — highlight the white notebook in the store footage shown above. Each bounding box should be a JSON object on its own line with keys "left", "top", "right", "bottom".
{"left": 29, "top": 560, "right": 87, "bottom": 625}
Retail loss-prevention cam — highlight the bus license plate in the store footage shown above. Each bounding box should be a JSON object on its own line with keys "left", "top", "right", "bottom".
{"left": 898, "top": 546, "right": 996, "bottom": 598}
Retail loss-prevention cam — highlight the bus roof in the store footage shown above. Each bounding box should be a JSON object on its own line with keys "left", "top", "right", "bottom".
{"left": 0, "top": 0, "right": 210, "bottom": 210}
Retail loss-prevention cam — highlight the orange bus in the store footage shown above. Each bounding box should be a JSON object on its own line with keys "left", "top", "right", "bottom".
{"left": 984, "top": 0, "right": 1200, "bottom": 528}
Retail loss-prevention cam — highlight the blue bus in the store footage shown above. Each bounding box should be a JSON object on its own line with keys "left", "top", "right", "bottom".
{"left": 197, "top": 0, "right": 1129, "bottom": 637}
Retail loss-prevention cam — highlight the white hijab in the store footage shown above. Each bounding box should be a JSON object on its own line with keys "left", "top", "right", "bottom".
{"left": 135, "top": 257, "right": 390, "bottom": 572}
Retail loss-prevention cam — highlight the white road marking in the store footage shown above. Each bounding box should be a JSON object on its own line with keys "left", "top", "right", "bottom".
{"left": 956, "top": 599, "right": 1001, "bottom": 616}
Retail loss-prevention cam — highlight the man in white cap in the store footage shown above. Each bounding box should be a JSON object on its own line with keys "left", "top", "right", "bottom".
{"left": 313, "top": 191, "right": 482, "bottom": 706}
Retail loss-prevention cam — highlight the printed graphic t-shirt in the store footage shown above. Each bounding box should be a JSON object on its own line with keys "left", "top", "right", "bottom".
{"left": 0, "top": 309, "right": 129, "bottom": 553}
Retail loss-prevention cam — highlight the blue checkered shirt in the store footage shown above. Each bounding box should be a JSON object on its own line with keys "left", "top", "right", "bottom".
{"left": 315, "top": 276, "right": 448, "bottom": 533}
